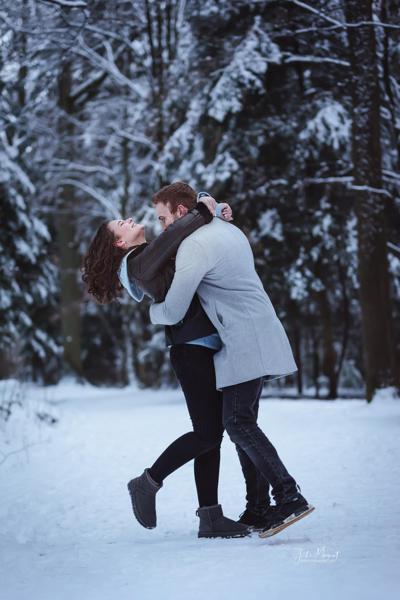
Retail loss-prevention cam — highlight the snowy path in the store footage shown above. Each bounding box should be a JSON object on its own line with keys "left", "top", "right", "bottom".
{"left": 1, "top": 384, "right": 399, "bottom": 600}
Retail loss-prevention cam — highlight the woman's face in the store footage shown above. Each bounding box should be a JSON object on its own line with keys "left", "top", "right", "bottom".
{"left": 108, "top": 217, "right": 146, "bottom": 249}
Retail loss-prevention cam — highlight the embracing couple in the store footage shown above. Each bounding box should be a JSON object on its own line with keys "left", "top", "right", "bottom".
{"left": 82, "top": 181, "right": 314, "bottom": 540}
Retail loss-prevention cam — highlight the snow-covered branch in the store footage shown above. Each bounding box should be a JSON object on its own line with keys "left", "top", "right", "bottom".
{"left": 282, "top": 53, "right": 349, "bottom": 67}
{"left": 58, "top": 178, "right": 121, "bottom": 218}
{"left": 111, "top": 127, "right": 156, "bottom": 151}
{"left": 292, "top": 21, "right": 400, "bottom": 35}
{"left": 70, "top": 70, "right": 108, "bottom": 102}
{"left": 51, "top": 160, "right": 116, "bottom": 177}
{"left": 73, "top": 42, "right": 146, "bottom": 99}
{"left": 78, "top": 24, "right": 143, "bottom": 55}
{"left": 383, "top": 170, "right": 400, "bottom": 184}
{"left": 287, "top": 0, "right": 342, "bottom": 26}
{"left": 39, "top": 0, "right": 87, "bottom": 8}
{"left": 303, "top": 176, "right": 353, "bottom": 185}
{"left": 348, "top": 184, "right": 392, "bottom": 198}
{"left": 282, "top": 1, "right": 400, "bottom": 34}
{"left": 388, "top": 242, "right": 400, "bottom": 259}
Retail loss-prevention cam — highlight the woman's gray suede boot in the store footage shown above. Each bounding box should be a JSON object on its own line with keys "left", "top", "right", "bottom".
{"left": 197, "top": 504, "right": 251, "bottom": 538}
{"left": 127, "top": 469, "right": 162, "bottom": 529}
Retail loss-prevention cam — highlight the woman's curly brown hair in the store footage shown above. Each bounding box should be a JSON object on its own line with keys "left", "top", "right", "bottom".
{"left": 82, "top": 221, "right": 128, "bottom": 304}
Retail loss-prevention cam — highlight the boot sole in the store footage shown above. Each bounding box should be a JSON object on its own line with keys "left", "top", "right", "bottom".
{"left": 127, "top": 480, "right": 156, "bottom": 530}
{"left": 198, "top": 531, "right": 251, "bottom": 539}
{"left": 259, "top": 505, "right": 315, "bottom": 539}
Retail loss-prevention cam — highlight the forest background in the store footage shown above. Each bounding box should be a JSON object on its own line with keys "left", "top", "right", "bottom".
{"left": 1, "top": 0, "right": 399, "bottom": 402}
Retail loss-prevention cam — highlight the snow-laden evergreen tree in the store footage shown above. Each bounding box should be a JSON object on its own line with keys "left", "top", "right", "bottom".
{"left": 0, "top": 1, "right": 61, "bottom": 382}
{"left": 0, "top": 0, "right": 398, "bottom": 396}
{"left": 0, "top": 179, "right": 60, "bottom": 382}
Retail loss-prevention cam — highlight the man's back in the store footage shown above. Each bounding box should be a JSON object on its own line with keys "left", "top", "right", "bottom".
{"left": 151, "top": 216, "right": 297, "bottom": 388}
{"left": 177, "top": 218, "right": 277, "bottom": 319}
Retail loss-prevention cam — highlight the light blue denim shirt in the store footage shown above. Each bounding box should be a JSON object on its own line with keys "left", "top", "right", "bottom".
{"left": 186, "top": 332, "right": 222, "bottom": 351}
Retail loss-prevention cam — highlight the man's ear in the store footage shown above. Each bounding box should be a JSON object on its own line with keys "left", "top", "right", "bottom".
{"left": 176, "top": 204, "right": 189, "bottom": 218}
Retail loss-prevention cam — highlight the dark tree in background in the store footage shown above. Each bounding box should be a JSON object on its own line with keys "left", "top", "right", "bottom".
{"left": 345, "top": 0, "right": 399, "bottom": 399}
{"left": 0, "top": 0, "right": 399, "bottom": 401}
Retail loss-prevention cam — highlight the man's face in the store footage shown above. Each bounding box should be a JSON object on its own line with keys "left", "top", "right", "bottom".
{"left": 155, "top": 202, "right": 188, "bottom": 231}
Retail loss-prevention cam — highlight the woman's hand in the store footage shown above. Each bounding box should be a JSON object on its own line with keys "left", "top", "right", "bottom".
{"left": 219, "top": 202, "right": 233, "bottom": 222}
{"left": 198, "top": 196, "right": 233, "bottom": 221}
{"left": 198, "top": 194, "right": 217, "bottom": 215}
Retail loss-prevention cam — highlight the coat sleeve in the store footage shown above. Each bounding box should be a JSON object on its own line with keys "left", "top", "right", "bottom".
{"left": 149, "top": 238, "right": 210, "bottom": 325}
{"left": 127, "top": 202, "right": 212, "bottom": 283}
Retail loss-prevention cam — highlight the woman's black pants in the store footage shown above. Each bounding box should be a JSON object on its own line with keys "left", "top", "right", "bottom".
{"left": 148, "top": 344, "right": 223, "bottom": 507}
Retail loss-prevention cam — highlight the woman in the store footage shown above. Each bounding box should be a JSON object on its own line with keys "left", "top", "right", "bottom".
{"left": 82, "top": 192, "right": 250, "bottom": 539}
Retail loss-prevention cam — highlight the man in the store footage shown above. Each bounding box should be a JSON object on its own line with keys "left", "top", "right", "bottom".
{"left": 150, "top": 182, "right": 314, "bottom": 538}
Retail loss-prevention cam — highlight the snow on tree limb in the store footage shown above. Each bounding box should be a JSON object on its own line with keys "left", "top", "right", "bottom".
{"left": 39, "top": 0, "right": 87, "bottom": 8}
{"left": 58, "top": 178, "right": 120, "bottom": 218}
{"left": 111, "top": 128, "right": 156, "bottom": 151}
{"left": 282, "top": 53, "right": 349, "bottom": 67}
{"left": 70, "top": 70, "right": 108, "bottom": 102}
{"left": 292, "top": 21, "right": 400, "bottom": 35}
{"left": 0, "top": 152, "right": 35, "bottom": 194}
{"left": 388, "top": 242, "right": 400, "bottom": 259}
{"left": 348, "top": 185, "right": 392, "bottom": 198}
{"left": 287, "top": 0, "right": 343, "bottom": 26}
{"left": 73, "top": 42, "right": 146, "bottom": 99}
{"left": 303, "top": 176, "right": 353, "bottom": 185}
{"left": 208, "top": 18, "right": 281, "bottom": 122}
{"left": 51, "top": 160, "right": 116, "bottom": 178}
{"left": 383, "top": 170, "right": 400, "bottom": 184}
{"left": 283, "top": 1, "right": 400, "bottom": 34}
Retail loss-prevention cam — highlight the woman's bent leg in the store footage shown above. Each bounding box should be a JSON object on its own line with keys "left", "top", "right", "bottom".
{"left": 149, "top": 431, "right": 218, "bottom": 483}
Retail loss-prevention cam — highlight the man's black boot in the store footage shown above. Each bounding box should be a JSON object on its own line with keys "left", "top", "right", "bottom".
{"left": 127, "top": 468, "right": 162, "bottom": 529}
{"left": 259, "top": 484, "right": 314, "bottom": 539}
{"left": 238, "top": 505, "right": 274, "bottom": 531}
{"left": 197, "top": 504, "right": 251, "bottom": 539}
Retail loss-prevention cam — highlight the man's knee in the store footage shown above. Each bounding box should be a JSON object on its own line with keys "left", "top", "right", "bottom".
{"left": 223, "top": 417, "right": 242, "bottom": 443}
{"left": 196, "top": 430, "right": 223, "bottom": 452}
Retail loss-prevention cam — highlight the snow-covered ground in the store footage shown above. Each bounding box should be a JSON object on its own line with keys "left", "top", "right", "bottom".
{"left": 1, "top": 382, "right": 399, "bottom": 600}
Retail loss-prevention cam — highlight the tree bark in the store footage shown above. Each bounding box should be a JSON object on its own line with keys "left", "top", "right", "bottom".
{"left": 311, "top": 329, "right": 320, "bottom": 399}
{"left": 315, "top": 288, "right": 338, "bottom": 399}
{"left": 345, "top": 0, "right": 398, "bottom": 400}
{"left": 57, "top": 60, "right": 82, "bottom": 377}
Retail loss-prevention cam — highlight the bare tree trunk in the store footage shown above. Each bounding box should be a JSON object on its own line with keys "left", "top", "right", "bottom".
{"left": 345, "top": 0, "right": 398, "bottom": 400}
{"left": 144, "top": 0, "right": 180, "bottom": 153}
{"left": 293, "top": 326, "right": 303, "bottom": 396}
{"left": 336, "top": 257, "right": 351, "bottom": 387}
{"left": 311, "top": 330, "right": 320, "bottom": 399}
{"left": 288, "top": 301, "right": 303, "bottom": 395}
{"left": 57, "top": 60, "right": 82, "bottom": 377}
{"left": 315, "top": 289, "right": 338, "bottom": 399}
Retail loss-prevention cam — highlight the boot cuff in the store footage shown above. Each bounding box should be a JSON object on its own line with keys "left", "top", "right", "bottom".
{"left": 145, "top": 469, "right": 162, "bottom": 489}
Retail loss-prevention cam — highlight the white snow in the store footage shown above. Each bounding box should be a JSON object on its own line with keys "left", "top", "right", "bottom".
{"left": 257, "top": 208, "right": 283, "bottom": 241}
{"left": 208, "top": 19, "right": 281, "bottom": 123}
{"left": 1, "top": 381, "right": 399, "bottom": 600}
{"left": 299, "top": 100, "right": 351, "bottom": 151}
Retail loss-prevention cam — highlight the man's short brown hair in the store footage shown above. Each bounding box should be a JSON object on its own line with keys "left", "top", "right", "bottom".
{"left": 152, "top": 181, "right": 197, "bottom": 213}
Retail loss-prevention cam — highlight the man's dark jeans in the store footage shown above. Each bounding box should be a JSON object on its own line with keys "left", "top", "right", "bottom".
{"left": 222, "top": 377, "right": 298, "bottom": 506}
